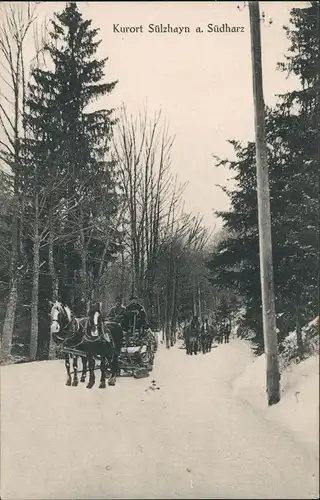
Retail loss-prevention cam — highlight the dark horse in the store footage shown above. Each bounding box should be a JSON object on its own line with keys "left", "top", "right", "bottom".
{"left": 217, "top": 322, "right": 231, "bottom": 344}
{"left": 83, "top": 304, "right": 123, "bottom": 388}
{"left": 183, "top": 323, "right": 200, "bottom": 355}
{"left": 49, "top": 300, "right": 88, "bottom": 387}
{"left": 200, "top": 320, "right": 215, "bottom": 354}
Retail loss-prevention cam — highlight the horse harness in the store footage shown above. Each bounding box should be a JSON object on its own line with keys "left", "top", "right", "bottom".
{"left": 50, "top": 305, "right": 78, "bottom": 342}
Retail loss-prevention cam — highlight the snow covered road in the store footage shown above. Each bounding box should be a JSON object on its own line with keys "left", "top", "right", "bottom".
{"left": 1, "top": 339, "right": 319, "bottom": 499}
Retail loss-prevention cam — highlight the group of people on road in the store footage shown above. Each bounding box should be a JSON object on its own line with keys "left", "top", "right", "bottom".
{"left": 190, "top": 315, "right": 231, "bottom": 342}
{"left": 182, "top": 314, "right": 231, "bottom": 355}
{"left": 183, "top": 315, "right": 213, "bottom": 355}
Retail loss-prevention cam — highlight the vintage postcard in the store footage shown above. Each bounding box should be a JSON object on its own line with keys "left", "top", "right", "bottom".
{"left": 0, "top": 1, "right": 318, "bottom": 499}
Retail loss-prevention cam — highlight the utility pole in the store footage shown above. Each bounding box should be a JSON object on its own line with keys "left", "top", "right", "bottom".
{"left": 249, "top": 1, "right": 280, "bottom": 406}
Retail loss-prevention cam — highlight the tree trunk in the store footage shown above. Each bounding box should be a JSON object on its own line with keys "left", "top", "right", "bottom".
{"left": 1, "top": 279, "right": 18, "bottom": 358}
{"left": 146, "top": 287, "right": 154, "bottom": 323}
{"left": 192, "top": 281, "right": 197, "bottom": 316}
{"left": 164, "top": 292, "right": 170, "bottom": 347}
{"left": 198, "top": 282, "right": 202, "bottom": 319}
{"left": 170, "top": 263, "right": 177, "bottom": 345}
{"left": 30, "top": 195, "right": 40, "bottom": 360}
{"left": 165, "top": 259, "right": 172, "bottom": 348}
{"left": 157, "top": 291, "right": 161, "bottom": 331}
{"left": 166, "top": 319, "right": 171, "bottom": 348}
{"left": 80, "top": 240, "right": 88, "bottom": 310}
{"left": 1, "top": 204, "right": 19, "bottom": 358}
{"left": 48, "top": 228, "right": 58, "bottom": 360}
{"left": 131, "top": 247, "right": 136, "bottom": 296}
{"left": 19, "top": 195, "right": 26, "bottom": 260}
{"left": 120, "top": 247, "right": 125, "bottom": 297}
{"left": 49, "top": 230, "right": 59, "bottom": 301}
{"left": 295, "top": 305, "right": 304, "bottom": 360}
{"left": 70, "top": 272, "right": 76, "bottom": 310}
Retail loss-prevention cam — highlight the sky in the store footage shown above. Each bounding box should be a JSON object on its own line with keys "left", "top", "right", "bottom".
{"left": 2, "top": 1, "right": 307, "bottom": 231}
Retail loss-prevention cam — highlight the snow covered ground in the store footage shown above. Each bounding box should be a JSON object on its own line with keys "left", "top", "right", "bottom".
{"left": 1, "top": 337, "right": 319, "bottom": 500}
{"left": 233, "top": 343, "right": 319, "bottom": 457}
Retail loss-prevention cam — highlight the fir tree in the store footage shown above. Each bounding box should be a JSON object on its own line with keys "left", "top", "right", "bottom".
{"left": 22, "top": 2, "right": 119, "bottom": 357}
{"left": 208, "top": 2, "right": 319, "bottom": 353}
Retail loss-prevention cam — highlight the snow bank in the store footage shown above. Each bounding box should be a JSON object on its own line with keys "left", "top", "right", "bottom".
{"left": 233, "top": 350, "right": 319, "bottom": 457}
{"left": 280, "top": 316, "right": 319, "bottom": 370}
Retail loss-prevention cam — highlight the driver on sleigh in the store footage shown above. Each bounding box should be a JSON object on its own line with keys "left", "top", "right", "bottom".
{"left": 107, "top": 296, "right": 126, "bottom": 325}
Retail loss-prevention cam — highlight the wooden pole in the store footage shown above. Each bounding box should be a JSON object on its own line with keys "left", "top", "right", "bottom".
{"left": 249, "top": 1, "right": 280, "bottom": 405}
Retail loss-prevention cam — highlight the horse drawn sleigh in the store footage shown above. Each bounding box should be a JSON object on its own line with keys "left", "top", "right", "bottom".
{"left": 49, "top": 300, "right": 158, "bottom": 389}
{"left": 183, "top": 317, "right": 215, "bottom": 355}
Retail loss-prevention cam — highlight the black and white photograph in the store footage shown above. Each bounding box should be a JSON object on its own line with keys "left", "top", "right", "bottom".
{"left": 0, "top": 1, "right": 319, "bottom": 499}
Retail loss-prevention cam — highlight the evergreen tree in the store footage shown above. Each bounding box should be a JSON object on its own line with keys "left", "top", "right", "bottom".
{"left": 22, "top": 2, "right": 119, "bottom": 357}
{"left": 208, "top": 2, "right": 319, "bottom": 353}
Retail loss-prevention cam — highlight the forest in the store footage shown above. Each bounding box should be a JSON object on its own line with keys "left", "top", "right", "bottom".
{"left": 0, "top": 2, "right": 318, "bottom": 362}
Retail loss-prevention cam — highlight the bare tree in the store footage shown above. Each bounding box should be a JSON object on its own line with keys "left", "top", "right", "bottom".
{"left": 0, "top": 2, "right": 38, "bottom": 358}
{"left": 113, "top": 104, "right": 181, "bottom": 312}
{"left": 113, "top": 104, "right": 215, "bottom": 343}
{"left": 25, "top": 167, "right": 70, "bottom": 359}
{"left": 159, "top": 207, "right": 211, "bottom": 347}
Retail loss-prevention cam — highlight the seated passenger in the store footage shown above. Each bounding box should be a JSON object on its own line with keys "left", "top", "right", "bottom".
{"left": 123, "top": 295, "right": 147, "bottom": 336}
{"left": 107, "top": 296, "right": 126, "bottom": 325}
